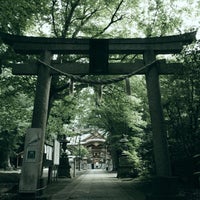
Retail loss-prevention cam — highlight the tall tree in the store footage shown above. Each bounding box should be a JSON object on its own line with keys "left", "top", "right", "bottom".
{"left": 0, "top": 69, "right": 34, "bottom": 168}
{"left": 161, "top": 43, "right": 200, "bottom": 160}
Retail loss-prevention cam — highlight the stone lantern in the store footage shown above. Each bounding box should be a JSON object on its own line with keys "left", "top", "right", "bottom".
{"left": 117, "top": 134, "right": 133, "bottom": 178}
{"left": 57, "top": 135, "right": 71, "bottom": 178}
{"left": 119, "top": 134, "right": 129, "bottom": 155}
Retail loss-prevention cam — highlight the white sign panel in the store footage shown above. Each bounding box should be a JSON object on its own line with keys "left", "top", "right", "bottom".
{"left": 44, "top": 144, "right": 53, "bottom": 160}
{"left": 19, "top": 128, "right": 43, "bottom": 193}
{"left": 53, "top": 139, "right": 60, "bottom": 165}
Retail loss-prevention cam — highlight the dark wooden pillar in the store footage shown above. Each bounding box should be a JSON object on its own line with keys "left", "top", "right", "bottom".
{"left": 31, "top": 51, "right": 52, "bottom": 176}
{"left": 19, "top": 51, "right": 52, "bottom": 195}
{"left": 32, "top": 51, "right": 52, "bottom": 130}
{"left": 144, "top": 50, "right": 171, "bottom": 177}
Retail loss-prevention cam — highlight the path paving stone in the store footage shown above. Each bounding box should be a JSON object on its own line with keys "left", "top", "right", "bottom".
{"left": 46, "top": 169, "right": 147, "bottom": 200}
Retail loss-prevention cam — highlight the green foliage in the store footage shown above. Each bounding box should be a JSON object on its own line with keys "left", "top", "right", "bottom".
{"left": 125, "top": 136, "right": 143, "bottom": 176}
{"left": 38, "top": 0, "right": 129, "bottom": 38}
{"left": 125, "top": 150, "right": 142, "bottom": 176}
{"left": 0, "top": 69, "right": 35, "bottom": 168}
{"left": 136, "top": 0, "right": 183, "bottom": 36}
{"left": 161, "top": 42, "right": 200, "bottom": 161}
{"left": 71, "top": 145, "right": 89, "bottom": 158}
{"left": 74, "top": 79, "right": 148, "bottom": 174}
{"left": 47, "top": 95, "right": 78, "bottom": 139}
{"left": 0, "top": 69, "right": 35, "bottom": 130}
{"left": 0, "top": 0, "right": 49, "bottom": 34}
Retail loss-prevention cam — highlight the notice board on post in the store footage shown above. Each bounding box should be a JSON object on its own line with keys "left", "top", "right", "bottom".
{"left": 19, "top": 128, "right": 43, "bottom": 193}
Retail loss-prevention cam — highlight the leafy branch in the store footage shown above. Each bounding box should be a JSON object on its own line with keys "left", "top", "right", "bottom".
{"left": 72, "top": 8, "right": 98, "bottom": 38}
{"left": 62, "top": 0, "right": 81, "bottom": 37}
{"left": 94, "top": 0, "right": 125, "bottom": 37}
{"left": 51, "top": 0, "right": 59, "bottom": 37}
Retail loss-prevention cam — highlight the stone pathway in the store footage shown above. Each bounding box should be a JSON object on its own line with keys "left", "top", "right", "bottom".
{"left": 46, "top": 169, "right": 147, "bottom": 200}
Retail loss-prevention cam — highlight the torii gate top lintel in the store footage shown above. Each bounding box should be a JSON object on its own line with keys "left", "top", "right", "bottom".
{"left": 0, "top": 31, "right": 196, "bottom": 54}
{"left": 0, "top": 31, "right": 196, "bottom": 75}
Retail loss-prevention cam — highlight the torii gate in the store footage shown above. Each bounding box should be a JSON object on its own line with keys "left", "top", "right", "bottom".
{"left": 0, "top": 31, "right": 196, "bottom": 198}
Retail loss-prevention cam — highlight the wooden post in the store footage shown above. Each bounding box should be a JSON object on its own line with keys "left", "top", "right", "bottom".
{"left": 32, "top": 50, "right": 52, "bottom": 176}
{"left": 144, "top": 50, "right": 171, "bottom": 177}
{"left": 19, "top": 51, "right": 52, "bottom": 195}
{"left": 32, "top": 51, "right": 52, "bottom": 130}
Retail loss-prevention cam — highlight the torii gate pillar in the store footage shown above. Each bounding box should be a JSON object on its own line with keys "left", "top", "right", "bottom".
{"left": 144, "top": 51, "right": 182, "bottom": 199}
{"left": 19, "top": 51, "right": 52, "bottom": 197}
{"left": 144, "top": 50, "right": 171, "bottom": 177}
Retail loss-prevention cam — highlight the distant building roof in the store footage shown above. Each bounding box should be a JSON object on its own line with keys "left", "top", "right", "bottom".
{"left": 68, "top": 132, "right": 106, "bottom": 146}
